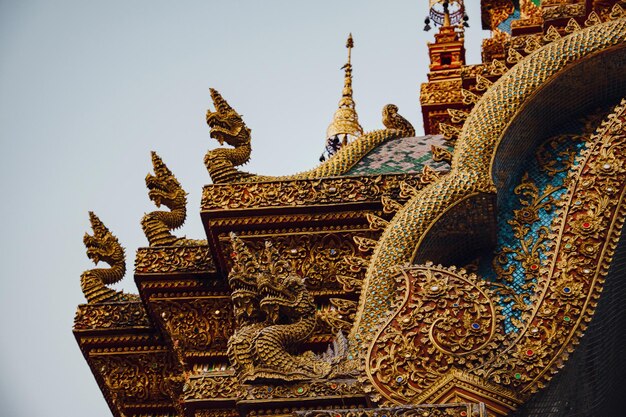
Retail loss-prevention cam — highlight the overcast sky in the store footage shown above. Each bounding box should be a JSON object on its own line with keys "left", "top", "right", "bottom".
{"left": 0, "top": 1, "right": 488, "bottom": 416}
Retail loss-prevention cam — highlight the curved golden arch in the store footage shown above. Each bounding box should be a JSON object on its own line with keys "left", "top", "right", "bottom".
{"left": 361, "top": 101, "right": 626, "bottom": 411}
{"left": 351, "top": 18, "right": 626, "bottom": 350}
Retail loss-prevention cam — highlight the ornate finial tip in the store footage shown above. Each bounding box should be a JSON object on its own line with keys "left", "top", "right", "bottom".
{"left": 346, "top": 33, "right": 354, "bottom": 48}
{"left": 88, "top": 211, "right": 99, "bottom": 224}
{"left": 87, "top": 211, "right": 108, "bottom": 234}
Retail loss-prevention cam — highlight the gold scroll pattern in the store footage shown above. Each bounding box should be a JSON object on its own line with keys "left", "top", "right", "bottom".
{"left": 242, "top": 379, "right": 363, "bottom": 400}
{"left": 420, "top": 81, "right": 463, "bottom": 105}
{"left": 363, "top": 99, "right": 626, "bottom": 409}
{"left": 183, "top": 374, "right": 243, "bottom": 400}
{"left": 221, "top": 232, "right": 379, "bottom": 293}
{"left": 352, "top": 18, "right": 626, "bottom": 357}
{"left": 297, "top": 404, "right": 486, "bottom": 417}
{"left": 91, "top": 352, "right": 177, "bottom": 404}
{"left": 473, "top": 98, "right": 626, "bottom": 395}
{"left": 202, "top": 175, "right": 424, "bottom": 211}
{"left": 195, "top": 410, "right": 239, "bottom": 417}
{"left": 74, "top": 302, "right": 150, "bottom": 330}
{"left": 135, "top": 245, "right": 215, "bottom": 274}
{"left": 365, "top": 264, "right": 504, "bottom": 404}
{"left": 542, "top": 3, "right": 586, "bottom": 21}
{"left": 151, "top": 298, "right": 235, "bottom": 353}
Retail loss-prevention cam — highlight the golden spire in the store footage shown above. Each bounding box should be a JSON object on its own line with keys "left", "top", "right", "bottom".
{"left": 325, "top": 33, "right": 363, "bottom": 146}
{"left": 442, "top": 0, "right": 451, "bottom": 27}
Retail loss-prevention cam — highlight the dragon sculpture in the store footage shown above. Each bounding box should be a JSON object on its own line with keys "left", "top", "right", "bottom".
{"left": 141, "top": 151, "right": 205, "bottom": 246}
{"left": 81, "top": 212, "right": 138, "bottom": 304}
{"left": 204, "top": 88, "right": 415, "bottom": 183}
{"left": 226, "top": 235, "right": 351, "bottom": 382}
{"left": 226, "top": 233, "right": 267, "bottom": 379}
{"left": 350, "top": 18, "right": 626, "bottom": 411}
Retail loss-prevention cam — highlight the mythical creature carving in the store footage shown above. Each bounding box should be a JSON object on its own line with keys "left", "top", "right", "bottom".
{"left": 141, "top": 151, "right": 205, "bottom": 246}
{"left": 81, "top": 212, "right": 138, "bottom": 303}
{"left": 226, "top": 233, "right": 267, "bottom": 379}
{"left": 352, "top": 18, "right": 626, "bottom": 413}
{"left": 226, "top": 234, "right": 351, "bottom": 382}
{"left": 204, "top": 89, "right": 255, "bottom": 184}
{"left": 204, "top": 89, "right": 415, "bottom": 183}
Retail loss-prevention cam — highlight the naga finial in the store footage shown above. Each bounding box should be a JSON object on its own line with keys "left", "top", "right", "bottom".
{"left": 141, "top": 151, "right": 195, "bottom": 246}
{"left": 204, "top": 89, "right": 255, "bottom": 183}
{"left": 208, "top": 88, "right": 235, "bottom": 117}
{"left": 81, "top": 212, "right": 136, "bottom": 303}
{"left": 205, "top": 89, "right": 251, "bottom": 147}
{"left": 321, "top": 33, "right": 364, "bottom": 161}
{"left": 84, "top": 212, "right": 125, "bottom": 276}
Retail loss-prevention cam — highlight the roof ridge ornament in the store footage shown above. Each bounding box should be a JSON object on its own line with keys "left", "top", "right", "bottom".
{"left": 320, "top": 33, "right": 364, "bottom": 162}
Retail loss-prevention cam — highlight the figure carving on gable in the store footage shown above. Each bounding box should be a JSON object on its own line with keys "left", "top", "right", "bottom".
{"left": 226, "top": 234, "right": 354, "bottom": 383}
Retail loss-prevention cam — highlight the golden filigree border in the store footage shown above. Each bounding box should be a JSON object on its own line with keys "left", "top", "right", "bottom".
{"left": 471, "top": 98, "right": 626, "bottom": 396}
{"left": 351, "top": 17, "right": 626, "bottom": 354}
{"left": 361, "top": 98, "right": 626, "bottom": 411}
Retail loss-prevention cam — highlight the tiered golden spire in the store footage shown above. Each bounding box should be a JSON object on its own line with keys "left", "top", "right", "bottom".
{"left": 325, "top": 34, "right": 363, "bottom": 149}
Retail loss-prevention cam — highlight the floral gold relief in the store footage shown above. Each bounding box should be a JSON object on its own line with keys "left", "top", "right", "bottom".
{"left": 72, "top": 5, "right": 626, "bottom": 416}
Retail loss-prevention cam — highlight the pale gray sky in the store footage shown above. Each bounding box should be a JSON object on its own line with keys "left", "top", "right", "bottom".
{"left": 0, "top": 1, "right": 488, "bottom": 416}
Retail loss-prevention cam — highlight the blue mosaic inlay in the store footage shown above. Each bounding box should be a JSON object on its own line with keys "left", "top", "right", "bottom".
{"left": 478, "top": 130, "right": 589, "bottom": 333}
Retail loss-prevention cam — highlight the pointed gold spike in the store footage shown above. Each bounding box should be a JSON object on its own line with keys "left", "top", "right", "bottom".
{"left": 365, "top": 213, "right": 389, "bottom": 231}
{"left": 488, "top": 59, "right": 508, "bottom": 76}
{"left": 420, "top": 165, "right": 442, "bottom": 185}
{"left": 399, "top": 181, "right": 419, "bottom": 199}
{"left": 431, "top": 145, "right": 452, "bottom": 164}
{"left": 447, "top": 108, "right": 468, "bottom": 124}
{"left": 584, "top": 11, "right": 601, "bottom": 27}
{"left": 336, "top": 274, "right": 363, "bottom": 292}
{"left": 439, "top": 123, "right": 462, "bottom": 141}
{"left": 326, "top": 33, "right": 363, "bottom": 142}
{"left": 475, "top": 75, "right": 493, "bottom": 92}
{"left": 381, "top": 195, "right": 403, "bottom": 214}
{"left": 507, "top": 48, "right": 523, "bottom": 64}
{"left": 523, "top": 36, "right": 542, "bottom": 54}
{"left": 353, "top": 235, "right": 378, "bottom": 252}
{"left": 461, "top": 89, "right": 480, "bottom": 105}
{"left": 610, "top": 3, "right": 625, "bottom": 20}
{"left": 543, "top": 26, "right": 561, "bottom": 43}
{"left": 564, "top": 18, "right": 582, "bottom": 34}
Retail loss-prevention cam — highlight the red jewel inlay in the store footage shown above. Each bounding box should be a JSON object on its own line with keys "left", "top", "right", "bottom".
{"left": 526, "top": 349, "right": 534, "bottom": 356}
{"left": 582, "top": 222, "right": 591, "bottom": 228}
{"left": 530, "top": 264, "right": 538, "bottom": 270}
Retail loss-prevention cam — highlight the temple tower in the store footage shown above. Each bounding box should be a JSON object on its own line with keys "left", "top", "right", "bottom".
{"left": 420, "top": 0, "right": 469, "bottom": 135}
{"left": 320, "top": 34, "right": 363, "bottom": 161}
